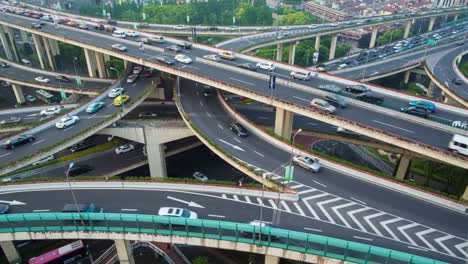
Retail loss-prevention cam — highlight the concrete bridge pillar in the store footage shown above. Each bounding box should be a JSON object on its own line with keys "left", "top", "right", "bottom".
{"left": 428, "top": 17, "right": 436, "bottom": 32}
{"left": 369, "top": 27, "right": 378, "bottom": 49}
{"left": 32, "top": 34, "right": 46, "bottom": 69}
{"left": 395, "top": 153, "right": 411, "bottom": 180}
{"left": 95, "top": 52, "right": 107, "bottom": 78}
{"left": 144, "top": 127, "right": 168, "bottom": 178}
{"left": 0, "top": 26, "right": 14, "bottom": 61}
{"left": 4, "top": 26, "right": 19, "bottom": 62}
{"left": 265, "top": 255, "right": 280, "bottom": 264}
{"left": 0, "top": 241, "right": 21, "bottom": 264}
{"left": 403, "top": 70, "right": 411, "bottom": 84}
{"left": 403, "top": 21, "right": 412, "bottom": 39}
{"left": 42, "top": 36, "right": 56, "bottom": 71}
{"left": 463, "top": 186, "right": 468, "bottom": 201}
{"left": 427, "top": 81, "right": 435, "bottom": 98}
{"left": 49, "top": 39, "right": 60, "bottom": 56}
{"left": 274, "top": 107, "right": 293, "bottom": 140}
{"left": 114, "top": 240, "right": 135, "bottom": 264}
{"left": 123, "top": 60, "right": 129, "bottom": 69}
{"left": 20, "top": 30, "right": 29, "bottom": 43}
{"left": 288, "top": 41, "right": 298, "bottom": 65}
{"left": 329, "top": 34, "right": 338, "bottom": 60}
{"left": 315, "top": 35, "right": 321, "bottom": 51}
{"left": 84, "top": 48, "right": 98, "bottom": 78}
{"left": 12, "top": 84, "right": 25, "bottom": 104}
{"left": 276, "top": 43, "right": 283, "bottom": 61}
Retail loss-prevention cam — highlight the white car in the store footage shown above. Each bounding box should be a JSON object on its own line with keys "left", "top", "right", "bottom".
{"left": 40, "top": 107, "right": 61, "bottom": 116}
{"left": 35, "top": 76, "right": 50, "bottom": 83}
{"left": 307, "top": 24, "right": 318, "bottom": 29}
{"left": 174, "top": 54, "right": 192, "bottom": 64}
{"left": 158, "top": 207, "right": 198, "bottom": 219}
{"left": 55, "top": 115, "right": 79, "bottom": 128}
{"left": 310, "top": 98, "right": 336, "bottom": 114}
{"left": 256, "top": 62, "right": 275, "bottom": 71}
{"left": 192, "top": 171, "right": 208, "bottom": 182}
{"left": 32, "top": 155, "right": 55, "bottom": 166}
{"left": 173, "top": 25, "right": 186, "bottom": 30}
{"left": 115, "top": 144, "right": 135, "bottom": 154}
{"left": 290, "top": 71, "right": 311, "bottom": 80}
{"left": 293, "top": 155, "right": 321, "bottom": 172}
{"left": 203, "top": 54, "right": 220, "bottom": 61}
{"left": 108, "top": 87, "right": 125, "bottom": 98}
{"left": 133, "top": 66, "right": 143, "bottom": 74}
{"left": 281, "top": 26, "right": 291, "bottom": 30}
{"left": 125, "top": 31, "right": 139, "bottom": 37}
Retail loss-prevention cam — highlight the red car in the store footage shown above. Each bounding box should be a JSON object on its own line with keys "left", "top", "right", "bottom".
{"left": 142, "top": 69, "right": 154, "bottom": 78}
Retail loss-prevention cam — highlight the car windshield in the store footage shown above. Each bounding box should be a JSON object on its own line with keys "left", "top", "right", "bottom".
{"left": 181, "top": 210, "right": 191, "bottom": 218}
{"left": 305, "top": 157, "right": 314, "bottom": 165}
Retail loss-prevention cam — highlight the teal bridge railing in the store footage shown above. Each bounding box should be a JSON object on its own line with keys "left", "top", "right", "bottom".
{"left": 0, "top": 213, "right": 446, "bottom": 264}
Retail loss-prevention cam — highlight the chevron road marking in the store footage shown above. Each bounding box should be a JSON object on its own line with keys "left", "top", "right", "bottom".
{"left": 415, "top": 229, "right": 437, "bottom": 251}
{"left": 221, "top": 194, "right": 227, "bottom": 199}
{"left": 380, "top": 217, "right": 403, "bottom": 241}
{"left": 434, "top": 235, "right": 456, "bottom": 257}
{"left": 280, "top": 201, "right": 291, "bottom": 213}
{"left": 256, "top": 198, "right": 263, "bottom": 206}
{"left": 302, "top": 194, "right": 331, "bottom": 220}
{"left": 244, "top": 196, "right": 251, "bottom": 204}
{"left": 293, "top": 202, "right": 306, "bottom": 216}
{"left": 330, "top": 202, "right": 355, "bottom": 228}
{"left": 233, "top": 195, "right": 239, "bottom": 201}
{"left": 347, "top": 207, "right": 371, "bottom": 232}
{"left": 268, "top": 199, "right": 278, "bottom": 209}
{"left": 317, "top": 197, "right": 342, "bottom": 224}
{"left": 398, "top": 223, "right": 419, "bottom": 246}
{"left": 298, "top": 189, "right": 317, "bottom": 195}
{"left": 363, "top": 212, "right": 386, "bottom": 236}
{"left": 455, "top": 241, "right": 468, "bottom": 259}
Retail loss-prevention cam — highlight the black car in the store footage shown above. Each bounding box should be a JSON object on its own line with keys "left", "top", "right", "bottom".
{"left": 400, "top": 106, "right": 430, "bottom": 118}
{"left": 355, "top": 91, "right": 384, "bottom": 105}
{"left": 3, "top": 134, "right": 35, "bottom": 149}
{"left": 155, "top": 56, "right": 175, "bottom": 65}
{"left": 229, "top": 122, "right": 248, "bottom": 137}
{"left": 345, "top": 84, "right": 370, "bottom": 94}
{"left": 452, "top": 78, "right": 462, "bottom": 85}
{"left": 236, "top": 63, "right": 257, "bottom": 71}
{"left": 70, "top": 142, "right": 94, "bottom": 153}
{"left": 177, "top": 42, "right": 192, "bottom": 49}
{"left": 165, "top": 45, "right": 182, "bottom": 52}
{"left": 56, "top": 75, "right": 71, "bottom": 83}
{"left": 0, "top": 62, "right": 9, "bottom": 68}
{"left": 94, "top": 24, "right": 105, "bottom": 30}
{"left": 107, "top": 19, "right": 118, "bottom": 25}
{"left": 68, "top": 165, "right": 93, "bottom": 177}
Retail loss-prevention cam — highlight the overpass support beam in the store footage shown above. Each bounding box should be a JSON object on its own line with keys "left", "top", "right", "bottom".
{"left": 274, "top": 107, "right": 293, "bottom": 140}
{"left": 95, "top": 52, "right": 107, "bottom": 78}
{"left": 276, "top": 43, "right": 283, "bottom": 61}
{"left": 395, "top": 153, "right": 411, "bottom": 180}
{"left": 0, "top": 241, "right": 21, "bottom": 264}
{"left": 428, "top": 17, "right": 436, "bottom": 32}
{"left": 32, "top": 34, "right": 46, "bottom": 69}
{"left": 4, "top": 26, "right": 19, "bottom": 62}
{"left": 288, "top": 42, "right": 298, "bottom": 65}
{"left": 12, "top": 84, "right": 25, "bottom": 104}
{"left": 144, "top": 127, "right": 168, "bottom": 178}
{"left": 403, "top": 21, "right": 411, "bottom": 39}
{"left": 114, "top": 240, "right": 135, "bottom": 264}
{"left": 369, "top": 27, "right": 378, "bottom": 49}
{"left": 329, "top": 34, "right": 337, "bottom": 60}
{"left": 315, "top": 35, "right": 321, "bottom": 51}
{"left": 403, "top": 70, "right": 411, "bottom": 84}
{"left": 265, "top": 255, "right": 280, "bottom": 264}
{"left": 84, "top": 48, "right": 98, "bottom": 78}
{"left": 0, "top": 26, "right": 14, "bottom": 61}
{"left": 42, "top": 36, "right": 56, "bottom": 71}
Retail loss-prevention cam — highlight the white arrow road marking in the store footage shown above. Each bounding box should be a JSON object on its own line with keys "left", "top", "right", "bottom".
{"left": 330, "top": 202, "right": 355, "bottom": 228}
{"left": 415, "top": 229, "right": 437, "bottom": 251}
{"left": 398, "top": 223, "right": 419, "bottom": 246}
{"left": 317, "top": 197, "right": 341, "bottom": 224}
{"left": 32, "top": 139, "right": 45, "bottom": 145}
{"left": 347, "top": 207, "right": 372, "bottom": 233}
{"left": 363, "top": 212, "right": 386, "bottom": 236}
{"left": 302, "top": 193, "right": 327, "bottom": 219}
{"left": 434, "top": 235, "right": 456, "bottom": 257}
{"left": 166, "top": 196, "right": 204, "bottom": 208}
{"left": 0, "top": 200, "right": 26, "bottom": 205}
{"left": 455, "top": 241, "right": 468, "bottom": 258}
{"left": 218, "top": 139, "right": 245, "bottom": 151}
{"left": 380, "top": 217, "right": 403, "bottom": 241}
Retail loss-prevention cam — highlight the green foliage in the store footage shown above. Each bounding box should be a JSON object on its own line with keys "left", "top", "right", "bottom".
{"left": 192, "top": 256, "right": 210, "bottom": 264}
{"left": 405, "top": 82, "right": 426, "bottom": 96}
{"left": 105, "top": 58, "right": 125, "bottom": 78}
{"left": 459, "top": 59, "right": 468, "bottom": 78}
{"left": 376, "top": 27, "right": 405, "bottom": 46}
{"left": 278, "top": 9, "right": 320, "bottom": 25}
{"left": 79, "top": 1, "right": 142, "bottom": 21}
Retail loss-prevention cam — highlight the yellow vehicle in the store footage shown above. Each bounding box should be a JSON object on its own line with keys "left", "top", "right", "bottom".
{"left": 114, "top": 95, "right": 130, "bottom": 106}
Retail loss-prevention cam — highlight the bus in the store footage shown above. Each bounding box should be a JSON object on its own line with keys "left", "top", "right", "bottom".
{"left": 35, "top": 89, "right": 58, "bottom": 104}
{"left": 28, "top": 240, "right": 86, "bottom": 264}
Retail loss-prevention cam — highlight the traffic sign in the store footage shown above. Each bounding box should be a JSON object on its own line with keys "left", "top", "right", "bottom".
{"left": 284, "top": 165, "right": 294, "bottom": 182}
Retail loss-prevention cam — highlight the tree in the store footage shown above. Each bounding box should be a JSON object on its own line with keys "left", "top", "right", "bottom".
{"left": 192, "top": 256, "right": 210, "bottom": 264}
{"left": 105, "top": 58, "right": 124, "bottom": 78}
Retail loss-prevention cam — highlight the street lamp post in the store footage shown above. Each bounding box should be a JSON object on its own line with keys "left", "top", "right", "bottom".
{"left": 258, "top": 172, "right": 269, "bottom": 244}
{"left": 109, "top": 67, "right": 122, "bottom": 87}
{"left": 65, "top": 163, "right": 85, "bottom": 227}
{"left": 72, "top": 57, "right": 79, "bottom": 88}
{"left": 288, "top": 129, "right": 303, "bottom": 177}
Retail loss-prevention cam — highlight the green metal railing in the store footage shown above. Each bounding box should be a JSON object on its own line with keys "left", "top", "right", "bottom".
{"left": 0, "top": 213, "right": 446, "bottom": 264}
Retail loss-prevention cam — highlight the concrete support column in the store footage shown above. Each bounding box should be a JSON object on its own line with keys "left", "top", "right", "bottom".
{"left": 462, "top": 185, "right": 468, "bottom": 202}
{"left": 427, "top": 81, "right": 435, "bottom": 98}
{"left": 274, "top": 107, "right": 293, "bottom": 140}
{"left": 288, "top": 42, "right": 298, "bottom": 65}
{"left": 395, "top": 154, "right": 411, "bottom": 180}
{"left": 329, "top": 34, "right": 337, "bottom": 60}
{"left": 265, "top": 255, "right": 280, "bottom": 264}
{"left": 144, "top": 127, "right": 167, "bottom": 178}
{"left": 12, "top": 84, "right": 25, "bottom": 104}
{"left": 95, "top": 52, "right": 106, "bottom": 78}
{"left": 84, "top": 48, "right": 98, "bottom": 78}
{"left": 403, "top": 21, "right": 412, "bottom": 39}
{"left": 0, "top": 26, "right": 14, "bottom": 61}
{"left": 403, "top": 70, "right": 411, "bottom": 84}
{"left": 114, "top": 240, "right": 135, "bottom": 264}
{"left": 369, "top": 27, "right": 378, "bottom": 49}
{"left": 32, "top": 34, "right": 46, "bottom": 69}
{"left": 123, "top": 60, "right": 129, "bottom": 69}
{"left": 276, "top": 43, "right": 283, "bottom": 61}
{"left": 20, "top": 30, "right": 29, "bottom": 43}
{"left": 4, "top": 26, "right": 19, "bottom": 62}
{"left": 314, "top": 35, "right": 321, "bottom": 51}
{"left": 49, "top": 39, "right": 60, "bottom": 56}
{"left": 428, "top": 17, "right": 436, "bottom": 32}
{"left": 0, "top": 241, "right": 21, "bottom": 264}
{"left": 42, "top": 36, "right": 55, "bottom": 71}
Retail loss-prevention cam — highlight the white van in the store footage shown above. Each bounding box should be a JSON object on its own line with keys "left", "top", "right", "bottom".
{"left": 448, "top": 134, "right": 468, "bottom": 156}
{"left": 112, "top": 30, "right": 126, "bottom": 38}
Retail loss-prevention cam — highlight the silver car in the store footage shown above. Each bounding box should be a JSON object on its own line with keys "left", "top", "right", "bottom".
{"left": 310, "top": 98, "right": 336, "bottom": 114}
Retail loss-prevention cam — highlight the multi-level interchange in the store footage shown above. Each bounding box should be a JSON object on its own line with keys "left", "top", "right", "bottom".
{"left": 0, "top": 2, "right": 466, "bottom": 264}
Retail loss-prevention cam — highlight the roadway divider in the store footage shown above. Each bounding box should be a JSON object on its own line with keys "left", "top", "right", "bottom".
{"left": 0, "top": 181, "right": 299, "bottom": 201}
{"left": 217, "top": 92, "right": 468, "bottom": 213}
{"left": 424, "top": 63, "right": 468, "bottom": 108}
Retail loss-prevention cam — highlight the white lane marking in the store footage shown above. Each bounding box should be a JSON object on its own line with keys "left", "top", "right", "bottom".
{"left": 455, "top": 241, "right": 468, "bottom": 258}
{"left": 280, "top": 201, "right": 291, "bottom": 213}
{"left": 350, "top": 197, "right": 367, "bottom": 205}
{"left": 304, "top": 227, "right": 322, "bottom": 232}
{"left": 317, "top": 197, "right": 341, "bottom": 224}
{"left": 293, "top": 202, "right": 306, "bottom": 216}
{"left": 254, "top": 151, "right": 264, "bottom": 157}
{"left": 244, "top": 196, "right": 251, "bottom": 203}
{"left": 353, "top": 236, "right": 373, "bottom": 241}
{"left": 347, "top": 207, "right": 371, "bottom": 232}
{"left": 408, "top": 246, "right": 429, "bottom": 252}
{"left": 206, "top": 112, "right": 212, "bottom": 118}
{"left": 107, "top": 103, "right": 113, "bottom": 108}
{"left": 233, "top": 138, "right": 241, "bottom": 143}
{"left": 256, "top": 197, "right": 263, "bottom": 206}
{"left": 372, "top": 120, "right": 414, "bottom": 133}
{"left": 434, "top": 235, "right": 456, "bottom": 257}
{"left": 229, "top": 77, "right": 254, "bottom": 86}
{"left": 307, "top": 122, "right": 318, "bottom": 126}
{"left": 415, "top": 229, "right": 437, "bottom": 251}
{"left": 298, "top": 189, "right": 316, "bottom": 195}
{"left": 33, "top": 209, "right": 50, "bottom": 212}
{"left": 217, "top": 124, "right": 223, "bottom": 130}
{"left": 32, "top": 139, "right": 45, "bottom": 145}
{"left": 363, "top": 212, "right": 386, "bottom": 236}
{"left": 208, "top": 214, "right": 226, "bottom": 218}
{"left": 293, "top": 96, "right": 310, "bottom": 102}
{"left": 381, "top": 218, "right": 403, "bottom": 241}
{"left": 88, "top": 114, "right": 96, "bottom": 119}
{"left": 289, "top": 184, "right": 304, "bottom": 189}
{"left": 63, "top": 126, "right": 75, "bottom": 132}
{"left": 268, "top": 199, "right": 278, "bottom": 209}
{"left": 0, "top": 153, "right": 11, "bottom": 158}
{"left": 397, "top": 223, "right": 419, "bottom": 245}
{"left": 132, "top": 83, "right": 136, "bottom": 87}
{"left": 121, "top": 209, "right": 138, "bottom": 212}
{"left": 313, "top": 180, "right": 327, "bottom": 188}
{"left": 331, "top": 202, "right": 355, "bottom": 228}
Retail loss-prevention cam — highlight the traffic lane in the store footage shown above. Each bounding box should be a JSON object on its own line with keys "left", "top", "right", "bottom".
{"left": 0, "top": 76, "right": 150, "bottom": 164}
{"left": 179, "top": 79, "right": 468, "bottom": 237}
{"left": 432, "top": 47, "right": 468, "bottom": 100}
{"left": 126, "top": 104, "right": 180, "bottom": 119}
